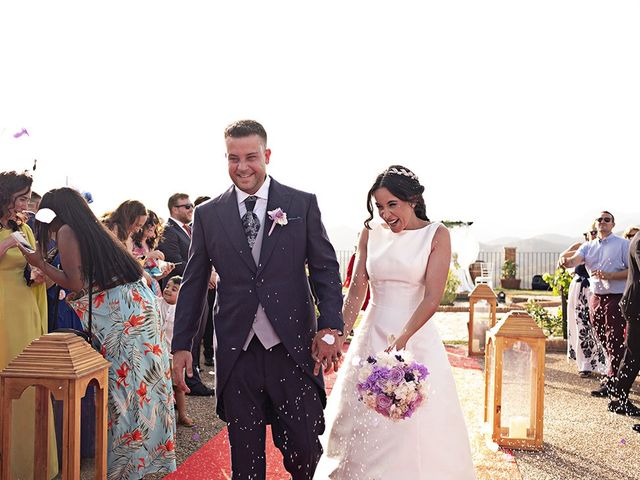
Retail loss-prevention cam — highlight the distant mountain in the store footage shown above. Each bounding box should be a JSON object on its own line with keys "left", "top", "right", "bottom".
{"left": 480, "top": 233, "right": 579, "bottom": 253}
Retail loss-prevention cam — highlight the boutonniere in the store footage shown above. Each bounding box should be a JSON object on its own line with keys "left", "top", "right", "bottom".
{"left": 267, "top": 208, "right": 288, "bottom": 236}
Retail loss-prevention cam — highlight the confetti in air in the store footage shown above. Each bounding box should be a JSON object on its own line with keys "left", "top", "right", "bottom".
{"left": 13, "top": 128, "right": 29, "bottom": 138}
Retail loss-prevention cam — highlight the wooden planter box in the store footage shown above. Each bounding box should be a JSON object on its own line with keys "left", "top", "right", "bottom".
{"left": 500, "top": 278, "right": 521, "bottom": 289}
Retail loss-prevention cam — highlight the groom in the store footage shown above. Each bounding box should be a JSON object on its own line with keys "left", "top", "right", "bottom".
{"left": 171, "top": 120, "right": 344, "bottom": 479}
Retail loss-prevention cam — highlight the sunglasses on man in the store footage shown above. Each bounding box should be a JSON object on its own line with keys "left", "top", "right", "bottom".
{"left": 596, "top": 217, "right": 612, "bottom": 223}
{"left": 175, "top": 203, "right": 194, "bottom": 210}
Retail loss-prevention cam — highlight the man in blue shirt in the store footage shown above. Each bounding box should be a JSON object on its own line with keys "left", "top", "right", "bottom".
{"left": 560, "top": 211, "right": 631, "bottom": 403}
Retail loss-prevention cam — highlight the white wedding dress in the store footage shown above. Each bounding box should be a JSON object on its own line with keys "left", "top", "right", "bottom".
{"left": 315, "top": 222, "right": 476, "bottom": 479}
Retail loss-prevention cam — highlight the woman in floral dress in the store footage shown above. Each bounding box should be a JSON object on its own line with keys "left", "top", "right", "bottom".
{"left": 20, "top": 187, "right": 176, "bottom": 480}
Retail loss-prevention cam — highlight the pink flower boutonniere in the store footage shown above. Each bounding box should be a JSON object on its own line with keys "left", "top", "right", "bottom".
{"left": 267, "top": 208, "right": 288, "bottom": 236}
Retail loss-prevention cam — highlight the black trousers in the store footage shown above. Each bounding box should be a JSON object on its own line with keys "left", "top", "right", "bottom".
{"left": 222, "top": 338, "right": 324, "bottom": 480}
{"left": 611, "top": 319, "right": 640, "bottom": 400}
{"left": 203, "top": 288, "right": 216, "bottom": 360}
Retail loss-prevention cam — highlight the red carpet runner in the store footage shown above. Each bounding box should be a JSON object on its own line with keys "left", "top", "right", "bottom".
{"left": 166, "top": 345, "right": 491, "bottom": 480}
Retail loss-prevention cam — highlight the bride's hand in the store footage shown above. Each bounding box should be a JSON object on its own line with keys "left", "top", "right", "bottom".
{"left": 385, "top": 333, "right": 410, "bottom": 352}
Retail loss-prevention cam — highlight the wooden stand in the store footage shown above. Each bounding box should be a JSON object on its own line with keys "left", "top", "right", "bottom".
{"left": 0, "top": 333, "right": 110, "bottom": 479}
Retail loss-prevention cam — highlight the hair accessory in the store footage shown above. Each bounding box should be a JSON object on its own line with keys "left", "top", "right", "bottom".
{"left": 385, "top": 167, "right": 419, "bottom": 181}
{"left": 35, "top": 208, "right": 57, "bottom": 224}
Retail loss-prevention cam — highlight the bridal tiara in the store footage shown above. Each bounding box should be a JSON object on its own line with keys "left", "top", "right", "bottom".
{"left": 385, "top": 167, "right": 419, "bottom": 182}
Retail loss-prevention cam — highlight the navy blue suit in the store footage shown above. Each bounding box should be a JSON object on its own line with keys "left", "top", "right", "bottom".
{"left": 172, "top": 178, "right": 343, "bottom": 479}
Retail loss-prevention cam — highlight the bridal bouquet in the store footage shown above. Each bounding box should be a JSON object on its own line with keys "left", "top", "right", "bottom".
{"left": 356, "top": 350, "right": 429, "bottom": 421}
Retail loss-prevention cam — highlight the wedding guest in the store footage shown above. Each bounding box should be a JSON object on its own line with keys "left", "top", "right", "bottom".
{"left": 25, "top": 190, "right": 41, "bottom": 229}
{"left": 158, "top": 193, "right": 193, "bottom": 280}
{"left": 608, "top": 228, "right": 640, "bottom": 420}
{"left": 624, "top": 225, "right": 640, "bottom": 240}
{"left": 131, "top": 210, "right": 174, "bottom": 296}
{"left": 20, "top": 187, "right": 176, "bottom": 478}
{"left": 159, "top": 275, "right": 194, "bottom": 426}
{"left": 560, "top": 211, "right": 630, "bottom": 397}
{"left": 0, "top": 171, "right": 58, "bottom": 479}
{"left": 102, "top": 199, "right": 148, "bottom": 252}
{"left": 159, "top": 193, "right": 214, "bottom": 396}
{"left": 560, "top": 226, "right": 607, "bottom": 377}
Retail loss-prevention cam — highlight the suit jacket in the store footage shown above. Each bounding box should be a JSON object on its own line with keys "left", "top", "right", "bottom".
{"left": 158, "top": 218, "right": 191, "bottom": 279}
{"left": 172, "top": 178, "right": 344, "bottom": 419}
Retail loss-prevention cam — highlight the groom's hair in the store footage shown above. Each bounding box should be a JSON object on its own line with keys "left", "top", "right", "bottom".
{"left": 224, "top": 120, "right": 267, "bottom": 145}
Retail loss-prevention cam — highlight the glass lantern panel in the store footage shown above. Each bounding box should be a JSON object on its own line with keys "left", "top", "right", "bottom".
{"left": 472, "top": 300, "right": 490, "bottom": 354}
{"left": 485, "top": 338, "right": 495, "bottom": 426}
{"left": 500, "top": 340, "right": 535, "bottom": 440}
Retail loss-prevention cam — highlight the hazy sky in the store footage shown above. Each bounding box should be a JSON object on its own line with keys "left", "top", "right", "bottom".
{"left": 1, "top": 1, "right": 638, "bottom": 250}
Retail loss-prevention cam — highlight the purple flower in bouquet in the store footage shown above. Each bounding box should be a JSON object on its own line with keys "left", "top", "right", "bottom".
{"left": 356, "top": 350, "right": 429, "bottom": 421}
{"left": 389, "top": 366, "right": 405, "bottom": 385}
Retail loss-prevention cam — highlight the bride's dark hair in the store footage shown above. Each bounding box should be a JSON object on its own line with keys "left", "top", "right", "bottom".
{"left": 364, "top": 165, "right": 429, "bottom": 229}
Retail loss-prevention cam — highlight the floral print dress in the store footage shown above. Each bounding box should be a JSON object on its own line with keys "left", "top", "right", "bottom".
{"left": 68, "top": 279, "right": 176, "bottom": 479}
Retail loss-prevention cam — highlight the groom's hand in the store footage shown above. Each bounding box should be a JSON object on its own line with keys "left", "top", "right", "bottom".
{"left": 172, "top": 350, "right": 193, "bottom": 393}
{"left": 312, "top": 329, "right": 343, "bottom": 376}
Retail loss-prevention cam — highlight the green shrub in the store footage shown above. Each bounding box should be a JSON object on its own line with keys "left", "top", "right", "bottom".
{"left": 502, "top": 259, "right": 517, "bottom": 279}
{"left": 441, "top": 269, "right": 461, "bottom": 305}
{"left": 524, "top": 300, "right": 563, "bottom": 337}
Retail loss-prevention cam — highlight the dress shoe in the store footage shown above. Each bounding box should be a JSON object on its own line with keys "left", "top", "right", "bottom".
{"left": 633, "top": 424, "right": 640, "bottom": 433}
{"left": 186, "top": 382, "right": 215, "bottom": 397}
{"left": 608, "top": 400, "right": 640, "bottom": 417}
{"left": 590, "top": 385, "right": 608, "bottom": 397}
{"left": 204, "top": 357, "right": 215, "bottom": 366}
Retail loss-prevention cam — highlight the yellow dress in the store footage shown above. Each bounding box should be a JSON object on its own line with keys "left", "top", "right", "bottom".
{"left": 0, "top": 224, "right": 58, "bottom": 479}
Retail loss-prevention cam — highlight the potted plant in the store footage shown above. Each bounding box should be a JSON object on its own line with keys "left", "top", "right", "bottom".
{"left": 500, "top": 259, "right": 521, "bottom": 289}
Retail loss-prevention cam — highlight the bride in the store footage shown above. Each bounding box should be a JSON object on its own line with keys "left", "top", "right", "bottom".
{"left": 314, "top": 165, "right": 476, "bottom": 479}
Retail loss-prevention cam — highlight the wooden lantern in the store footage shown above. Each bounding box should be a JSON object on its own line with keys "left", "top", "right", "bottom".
{"left": 467, "top": 283, "right": 497, "bottom": 356}
{"left": 484, "top": 310, "right": 545, "bottom": 450}
{"left": 0, "top": 333, "right": 110, "bottom": 479}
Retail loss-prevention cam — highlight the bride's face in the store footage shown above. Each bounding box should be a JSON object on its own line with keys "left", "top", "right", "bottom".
{"left": 373, "top": 187, "right": 417, "bottom": 233}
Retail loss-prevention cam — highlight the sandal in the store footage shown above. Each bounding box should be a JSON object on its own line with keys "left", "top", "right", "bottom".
{"left": 579, "top": 371, "right": 592, "bottom": 378}
{"left": 178, "top": 415, "right": 195, "bottom": 427}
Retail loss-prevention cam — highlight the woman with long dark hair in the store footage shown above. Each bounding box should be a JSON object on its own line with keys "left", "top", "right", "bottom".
{"left": 316, "top": 165, "right": 475, "bottom": 479}
{"left": 0, "top": 171, "right": 59, "bottom": 478}
{"left": 20, "top": 187, "right": 176, "bottom": 479}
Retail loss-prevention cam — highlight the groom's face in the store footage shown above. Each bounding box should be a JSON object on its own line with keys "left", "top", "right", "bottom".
{"left": 226, "top": 134, "right": 271, "bottom": 195}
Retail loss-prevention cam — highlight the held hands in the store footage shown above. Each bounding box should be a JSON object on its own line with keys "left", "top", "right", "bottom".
{"left": 171, "top": 350, "right": 194, "bottom": 394}
{"left": 312, "top": 329, "right": 343, "bottom": 376}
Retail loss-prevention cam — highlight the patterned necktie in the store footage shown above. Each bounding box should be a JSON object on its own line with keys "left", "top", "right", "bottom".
{"left": 183, "top": 223, "right": 192, "bottom": 238}
{"left": 242, "top": 195, "right": 260, "bottom": 248}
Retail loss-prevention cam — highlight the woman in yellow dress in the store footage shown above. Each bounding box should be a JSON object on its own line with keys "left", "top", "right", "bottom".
{"left": 0, "top": 170, "right": 58, "bottom": 479}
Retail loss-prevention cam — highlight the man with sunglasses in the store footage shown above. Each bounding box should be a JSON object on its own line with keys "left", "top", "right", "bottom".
{"left": 159, "top": 193, "right": 194, "bottom": 280}
{"left": 560, "top": 211, "right": 634, "bottom": 412}
{"left": 159, "top": 192, "right": 215, "bottom": 397}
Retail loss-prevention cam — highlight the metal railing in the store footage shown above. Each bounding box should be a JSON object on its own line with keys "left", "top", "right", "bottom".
{"left": 477, "top": 251, "right": 560, "bottom": 290}
{"left": 336, "top": 249, "right": 561, "bottom": 290}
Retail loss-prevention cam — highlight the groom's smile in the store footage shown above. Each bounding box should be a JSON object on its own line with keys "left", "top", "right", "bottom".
{"left": 226, "top": 134, "right": 271, "bottom": 195}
